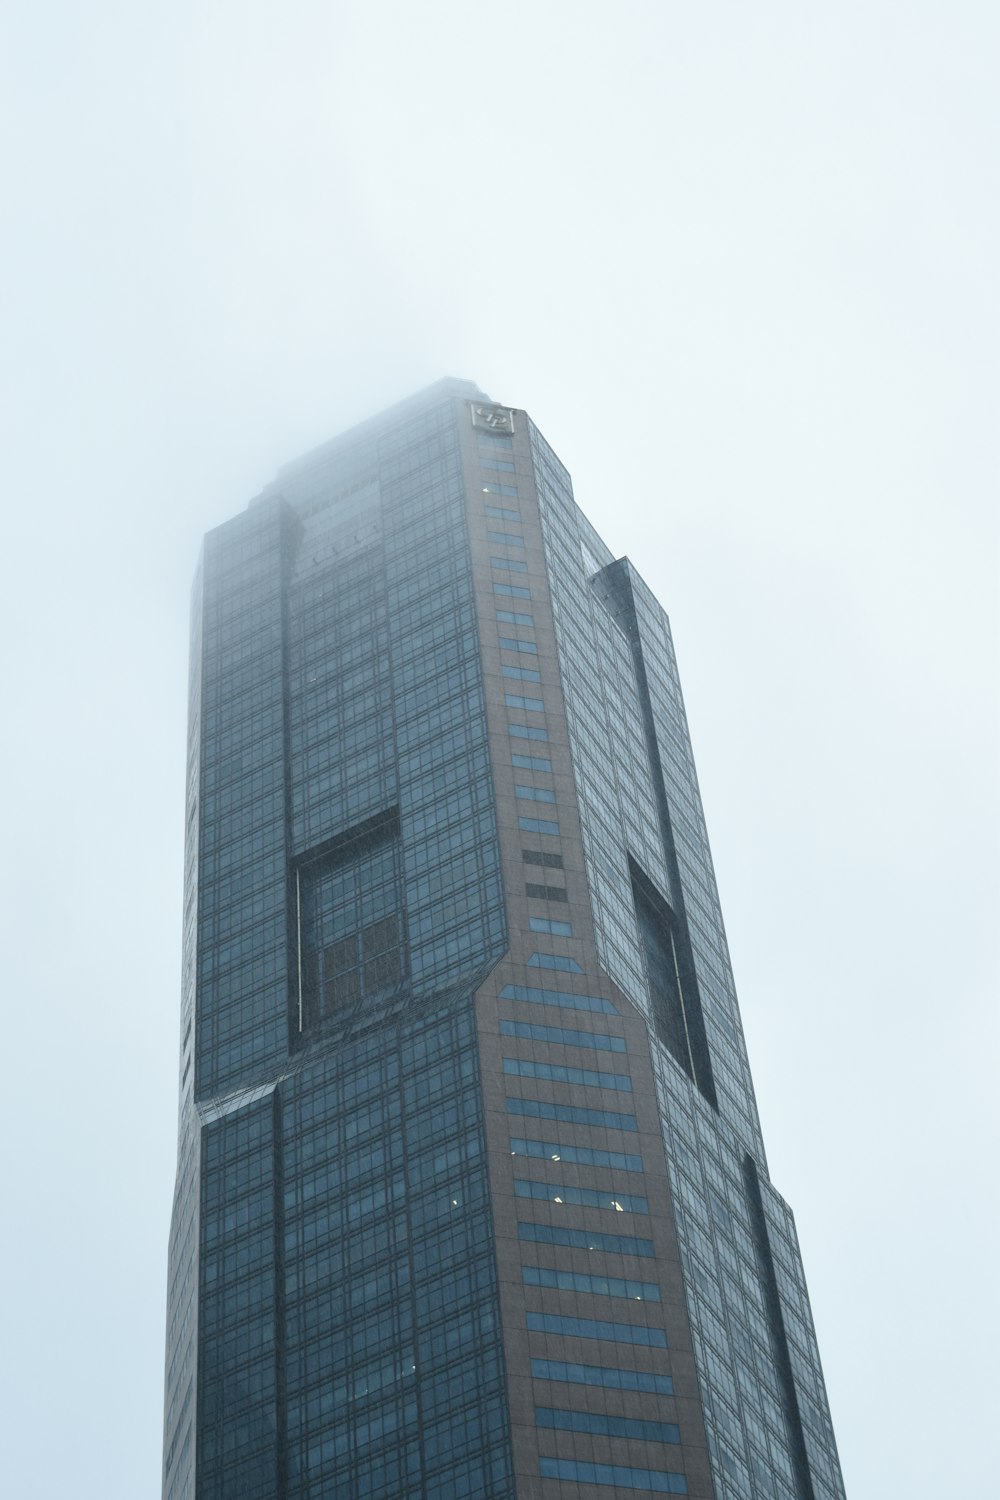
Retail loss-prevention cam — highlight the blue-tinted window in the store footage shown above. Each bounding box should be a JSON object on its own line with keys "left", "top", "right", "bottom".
{"left": 528, "top": 916, "right": 572, "bottom": 936}
{"left": 484, "top": 503, "right": 519, "bottom": 518}
{"left": 507, "top": 1097, "right": 638, "bottom": 1131}
{"left": 493, "top": 582, "right": 531, "bottom": 600}
{"left": 504, "top": 1058, "right": 630, "bottom": 1092}
{"left": 514, "top": 1179, "right": 647, "bottom": 1212}
{"left": 496, "top": 609, "right": 533, "bottom": 626}
{"left": 512, "top": 753, "right": 551, "bottom": 772}
{"left": 488, "top": 530, "right": 524, "bottom": 547}
{"left": 490, "top": 556, "right": 528, "bottom": 573}
{"left": 518, "top": 817, "right": 560, "bottom": 836}
{"left": 502, "top": 664, "right": 541, "bottom": 684}
{"left": 524, "top": 1265, "right": 660, "bottom": 1301}
{"left": 509, "top": 724, "right": 549, "bottom": 743}
{"left": 499, "top": 983, "right": 618, "bottom": 1015}
{"left": 507, "top": 696, "right": 545, "bottom": 713}
{"left": 499, "top": 636, "right": 537, "bottom": 654}
{"left": 510, "top": 1137, "right": 643, "bottom": 1172}
{"left": 500, "top": 1018, "right": 625, "bottom": 1054}
{"left": 526, "top": 1311, "right": 667, "bottom": 1349}
{"left": 530, "top": 1357, "right": 673, "bottom": 1396}
{"left": 518, "top": 1221, "right": 654, "bottom": 1257}
{"left": 527, "top": 952, "right": 580, "bottom": 971}
{"left": 515, "top": 783, "right": 555, "bottom": 802}
{"left": 536, "top": 1406, "right": 680, "bottom": 1443}
{"left": 539, "top": 1458, "right": 687, "bottom": 1493}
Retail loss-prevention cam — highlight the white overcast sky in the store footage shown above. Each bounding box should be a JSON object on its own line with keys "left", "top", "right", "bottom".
{"left": 1, "top": 3, "right": 996, "bottom": 1496}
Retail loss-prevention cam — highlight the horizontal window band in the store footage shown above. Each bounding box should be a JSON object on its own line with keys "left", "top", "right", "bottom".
{"left": 499, "top": 983, "right": 618, "bottom": 1015}
{"left": 523, "top": 1265, "right": 660, "bottom": 1301}
{"left": 511, "top": 1137, "right": 644, "bottom": 1172}
{"left": 518, "top": 1220, "right": 654, "bottom": 1257}
{"left": 525, "top": 883, "right": 568, "bottom": 901}
{"left": 500, "top": 1018, "right": 625, "bottom": 1053}
{"left": 507, "top": 1097, "right": 638, "bottom": 1131}
{"left": 538, "top": 1457, "right": 687, "bottom": 1493}
{"left": 528, "top": 916, "right": 572, "bottom": 936}
{"left": 526, "top": 1310, "right": 666, "bottom": 1349}
{"left": 527, "top": 952, "right": 581, "bottom": 972}
{"left": 536, "top": 1406, "right": 680, "bottom": 1444}
{"left": 514, "top": 1179, "right": 648, "bottom": 1213}
{"left": 503, "top": 1058, "right": 630, "bottom": 1092}
{"left": 530, "top": 1357, "right": 673, "bottom": 1396}
{"left": 518, "top": 817, "right": 560, "bottom": 836}
{"left": 516, "top": 783, "right": 555, "bottom": 801}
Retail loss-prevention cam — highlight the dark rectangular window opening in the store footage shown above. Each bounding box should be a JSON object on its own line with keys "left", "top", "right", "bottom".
{"left": 522, "top": 849, "right": 564, "bottom": 869}
{"left": 629, "top": 856, "right": 716, "bottom": 1108}
{"left": 525, "top": 882, "right": 568, "bottom": 902}
{"left": 290, "top": 808, "right": 407, "bottom": 1042}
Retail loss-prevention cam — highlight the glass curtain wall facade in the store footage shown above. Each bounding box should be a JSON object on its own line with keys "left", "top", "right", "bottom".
{"left": 163, "top": 379, "right": 844, "bottom": 1500}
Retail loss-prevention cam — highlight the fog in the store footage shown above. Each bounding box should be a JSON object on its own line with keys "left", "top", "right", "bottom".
{"left": 1, "top": 3, "right": 996, "bottom": 1495}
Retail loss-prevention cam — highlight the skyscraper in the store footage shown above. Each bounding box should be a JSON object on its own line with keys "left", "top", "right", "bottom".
{"left": 163, "top": 379, "right": 844, "bottom": 1500}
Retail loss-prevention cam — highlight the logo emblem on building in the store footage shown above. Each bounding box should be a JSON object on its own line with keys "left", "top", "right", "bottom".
{"left": 470, "top": 402, "right": 515, "bottom": 434}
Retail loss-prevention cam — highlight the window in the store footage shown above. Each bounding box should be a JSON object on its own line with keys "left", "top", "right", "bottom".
{"left": 504, "top": 1058, "right": 631, "bottom": 1092}
{"left": 518, "top": 1221, "right": 654, "bottom": 1257}
{"left": 536, "top": 1407, "right": 678, "bottom": 1444}
{"left": 498, "top": 636, "right": 537, "bottom": 653}
{"left": 488, "top": 530, "right": 524, "bottom": 547}
{"left": 528, "top": 916, "right": 572, "bottom": 936}
{"left": 509, "top": 723, "right": 548, "bottom": 742}
{"left": 523, "top": 1266, "right": 660, "bottom": 1302}
{"left": 500, "top": 1019, "right": 625, "bottom": 1054}
{"left": 631, "top": 857, "right": 716, "bottom": 1109}
{"left": 526, "top": 1311, "right": 666, "bottom": 1349}
{"left": 294, "top": 809, "right": 405, "bottom": 1037}
{"left": 538, "top": 1458, "right": 687, "bottom": 1494}
{"left": 516, "top": 783, "right": 555, "bottom": 802}
{"left": 522, "top": 849, "right": 563, "bottom": 868}
{"left": 530, "top": 1358, "right": 673, "bottom": 1396}
{"left": 507, "top": 1097, "right": 638, "bottom": 1131}
{"left": 527, "top": 952, "right": 581, "bottom": 971}
{"left": 484, "top": 505, "right": 519, "bottom": 520}
{"left": 514, "top": 1179, "right": 646, "bottom": 1211}
{"left": 503, "top": 665, "right": 541, "bottom": 684}
{"left": 493, "top": 582, "right": 531, "bottom": 600}
{"left": 496, "top": 609, "right": 533, "bottom": 626}
{"left": 490, "top": 556, "right": 528, "bottom": 573}
{"left": 525, "top": 883, "right": 567, "bottom": 902}
{"left": 506, "top": 696, "right": 545, "bottom": 713}
{"left": 509, "top": 1137, "right": 644, "bottom": 1172}
{"left": 518, "top": 817, "right": 560, "bottom": 836}
{"left": 499, "top": 983, "right": 618, "bottom": 1015}
{"left": 513, "top": 756, "right": 552, "bottom": 773}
